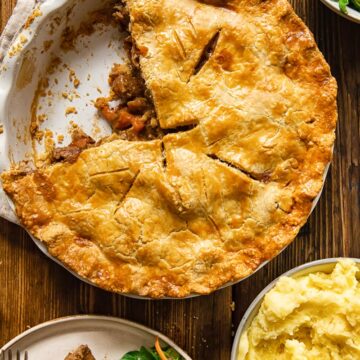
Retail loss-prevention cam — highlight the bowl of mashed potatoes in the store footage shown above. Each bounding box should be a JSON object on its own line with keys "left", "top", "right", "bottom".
{"left": 231, "top": 258, "right": 360, "bottom": 360}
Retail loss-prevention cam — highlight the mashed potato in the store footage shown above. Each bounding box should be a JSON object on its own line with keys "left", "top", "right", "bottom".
{"left": 238, "top": 260, "right": 360, "bottom": 360}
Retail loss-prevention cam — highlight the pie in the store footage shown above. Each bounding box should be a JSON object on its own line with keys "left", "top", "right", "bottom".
{"left": 64, "top": 345, "right": 95, "bottom": 360}
{"left": 1, "top": 0, "right": 337, "bottom": 298}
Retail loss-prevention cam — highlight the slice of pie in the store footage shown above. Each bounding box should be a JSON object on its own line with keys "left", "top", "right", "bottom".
{"left": 1, "top": 0, "right": 337, "bottom": 297}
{"left": 64, "top": 345, "right": 96, "bottom": 360}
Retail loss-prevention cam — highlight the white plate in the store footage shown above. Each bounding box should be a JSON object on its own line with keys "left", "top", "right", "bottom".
{"left": 0, "top": 315, "right": 191, "bottom": 360}
{"left": 230, "top": 257, "right": 360, "bottom": 360}
{"left": 320, "top": 0, "right": 360, "bottom": 23}
{"left": 0, "top": 0, "right": 332, "bottom": 299}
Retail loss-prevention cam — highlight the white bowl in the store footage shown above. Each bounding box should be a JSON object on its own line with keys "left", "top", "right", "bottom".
{"left": 320, "top": 0, "right": 360, "bottom": 24}
{"left": 230, "top": 257, "right": 360, "bottom": 360}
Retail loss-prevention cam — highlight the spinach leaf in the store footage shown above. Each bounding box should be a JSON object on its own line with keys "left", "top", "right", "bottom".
{"left": 162, "top": 347, "right": 183, "bottom": 360}
{"left": 351, "top": 0, "right": 360, "bottom": 10}
{"left": 121, "top": 346, "right": 157, "bottom": 360}
{"left": 142, "top": 347, "right": 160, "bottom": 360}
{"left": 339, "top": 0, "right": 349, "bottom": 13}
{"left": 121, "top": 345, "right": 184, "bottom": 360}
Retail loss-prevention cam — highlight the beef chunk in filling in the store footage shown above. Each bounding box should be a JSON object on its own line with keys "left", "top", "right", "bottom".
{"left": 109, "top": 64, "right": 144, "bottom": 100}
{"left": 52, "top": 129, "right": 95, "bottom": 163}
{"left": 94, "top": 4, "right": 158, "bottom": 140}
{"left": 95, "top": 62, "right": 159, "bottom": 138}
{"left": 95, "top": 96, "right": 153, "bottom": 135}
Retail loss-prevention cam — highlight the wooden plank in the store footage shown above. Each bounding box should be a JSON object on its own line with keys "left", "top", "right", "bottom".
{"left": 0, "top": 0, "right": 17, "bottom": 33}
{"left": 0, "top": 1, "right": 359, "bottom": 359}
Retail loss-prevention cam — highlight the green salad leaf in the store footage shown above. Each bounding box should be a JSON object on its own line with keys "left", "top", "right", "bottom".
{"left": 121, "top": 346, "right": 184, "bottom": 360}
{"left": 337, "top": 0, "right": 360, "bottom": 13}
{"left": 351, "top": 0, "right": 360, "bottom": 10}
{"left": 339, "top": 0, "right": 350, "bottom": 13}
{"left": 161, "top": 347, "right": 183, "bottom": 360}
{"left": 121, "top": 346, "right": 155, "bottom": 360}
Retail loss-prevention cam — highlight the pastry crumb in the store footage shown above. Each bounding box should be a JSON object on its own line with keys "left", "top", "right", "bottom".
{"left": 62, "top": 92, "right": 74, "bottom": 101}
{"left": 65, "top": 107, "right": 78, "bottom": 115}
{"left": 9, "top": 34, "right": 28, "bottom": 57}
{"left": 74, "top": 78, "right": 80, "bottom": 88}
{"left": 37, "top": 114, "right": 48, "bottom": 124}
{"left": 69, "top": 120, "right": 79, "bottom": 130}
{"left": 24, "top": 7, "right": 43, "bottom": 29}
{"left": 34, "top": 130, "right": 44, "bottom": 142}
{"left": 68, "top": 68, "right": 81, "bottom": 89}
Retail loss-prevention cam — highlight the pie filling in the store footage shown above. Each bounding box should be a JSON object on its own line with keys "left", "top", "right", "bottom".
{"left": 95, "top": 2, "right": 162, "bottom": 140}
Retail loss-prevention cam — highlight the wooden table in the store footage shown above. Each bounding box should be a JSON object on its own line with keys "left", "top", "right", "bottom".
{"left": 0, "top": 1, "right": 359, "bottom": 359}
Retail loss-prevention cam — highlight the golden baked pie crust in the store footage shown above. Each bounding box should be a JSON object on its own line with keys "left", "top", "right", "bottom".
{"left": 2, "top": 0, "right": 337, "bottom": 298}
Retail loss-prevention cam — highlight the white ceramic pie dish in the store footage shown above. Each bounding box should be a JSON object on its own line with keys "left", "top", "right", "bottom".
{"left": 230, "top": 257, "right": 360, "bottom": 360}
{"left": 319, "top": 0, "right": 360, "bottom": 23}
{"left": 0, "top": 315, "right": 192, "bottom": 360}
{"left": 0, "top": 0, "right": 332, "bottom": 299}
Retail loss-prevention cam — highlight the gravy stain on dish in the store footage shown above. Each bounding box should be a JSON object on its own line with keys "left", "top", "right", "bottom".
{"left": 28, "top": 4, "right": 121, "bottom": 167}
{"left": 16, "top": 50, "right": 36, "bottom": 89}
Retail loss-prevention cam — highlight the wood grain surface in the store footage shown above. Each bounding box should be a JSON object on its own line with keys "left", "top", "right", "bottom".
{"left": 0, "top": 1, "right": 359, "bottom": 359}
